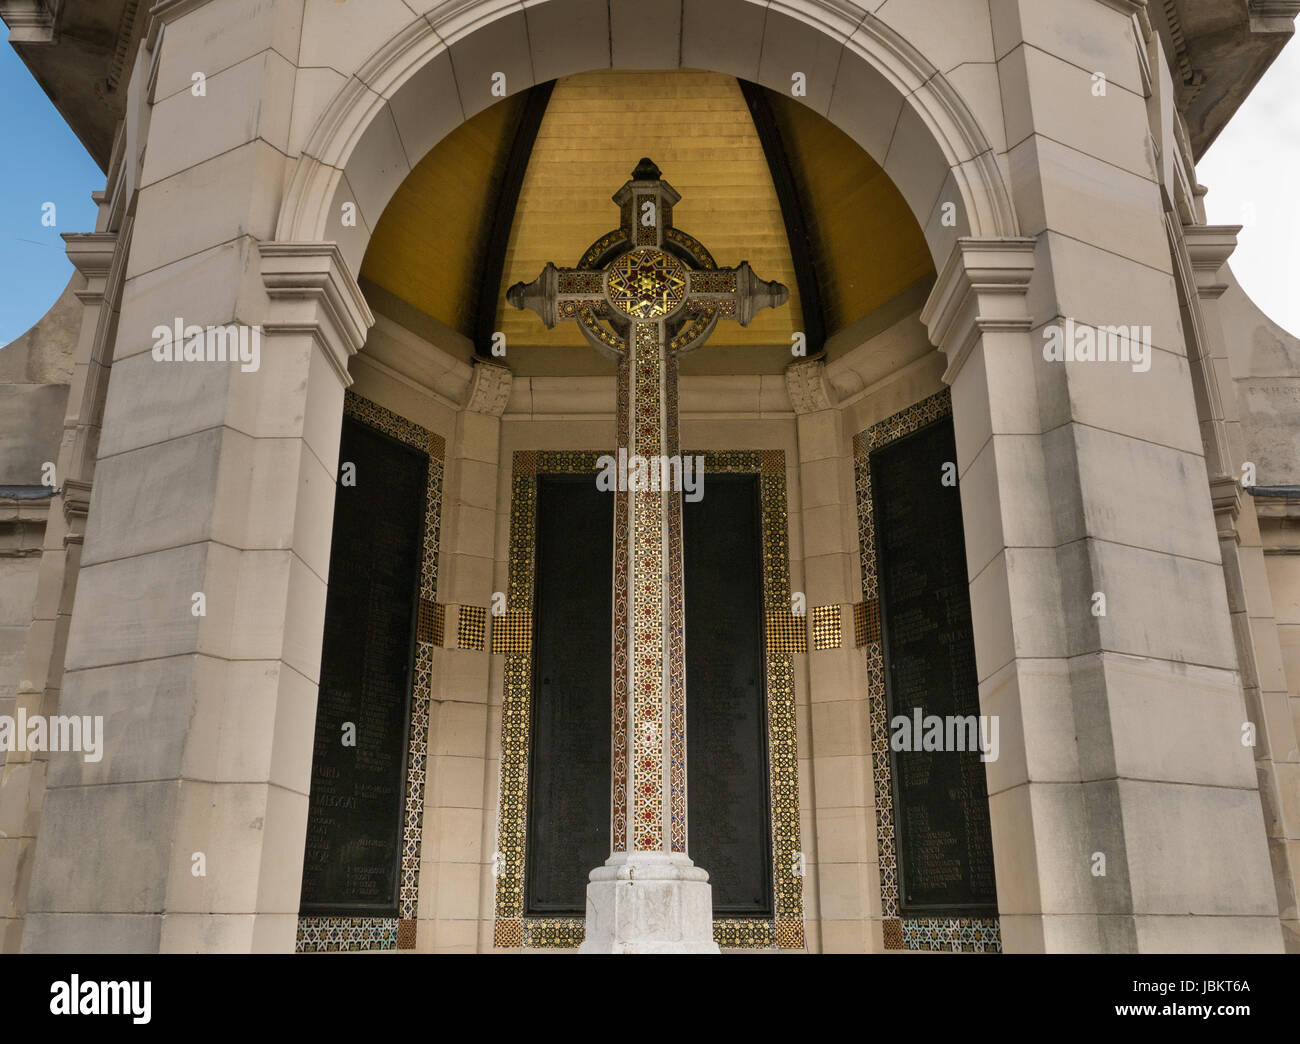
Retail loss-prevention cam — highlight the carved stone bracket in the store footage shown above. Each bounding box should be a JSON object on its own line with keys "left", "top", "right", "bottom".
{"left": 785, "top": 357, "right": 835, "bottom": 415}
{"left": 464, "top": 360, "right": 513, "bottom": 417}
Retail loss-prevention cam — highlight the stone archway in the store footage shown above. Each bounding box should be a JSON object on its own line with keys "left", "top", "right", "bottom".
{"left": 275, "top": 0, "right": 1018, "bottom": 279}
{"left": 266, "top": 0, "right": 1024, "bottom": 954}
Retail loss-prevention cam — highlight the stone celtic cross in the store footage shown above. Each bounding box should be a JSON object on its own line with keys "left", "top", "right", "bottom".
{"left": 508, "top": 158, "right": 788, "bottom": 951}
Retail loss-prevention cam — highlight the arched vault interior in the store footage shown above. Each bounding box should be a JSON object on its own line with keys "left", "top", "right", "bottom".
{"left": 358, "top": 69, "right": 935, "bottom": 377}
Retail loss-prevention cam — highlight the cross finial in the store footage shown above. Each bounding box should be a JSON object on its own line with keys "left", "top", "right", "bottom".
{"left": 507, "top": 162, "right": 789, "bottom": 358}
{"left": 631, "top": 157, "right": 661, "bottom": 181}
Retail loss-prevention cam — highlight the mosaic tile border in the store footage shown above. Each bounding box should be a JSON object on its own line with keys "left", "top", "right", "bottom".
{"left": 296, "top": 391, "right": 445, "bottom": 953}
{"left": 853, "top": 389, "right": 1001, "bottom": 954}
{"left": 492, "top": 449, "right": 804, "bottom": 950}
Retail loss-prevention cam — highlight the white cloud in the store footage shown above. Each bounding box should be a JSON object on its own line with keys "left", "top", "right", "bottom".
{"left": 1199, "top": 38, "right": 1300, "bottom": 337}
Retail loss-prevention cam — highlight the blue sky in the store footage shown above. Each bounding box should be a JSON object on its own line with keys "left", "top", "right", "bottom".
{"left": 0, "top": 36, "right": 1296, "bottom": 347}
{"left": 0, "top": 43, "right": 101, "bottom": 346}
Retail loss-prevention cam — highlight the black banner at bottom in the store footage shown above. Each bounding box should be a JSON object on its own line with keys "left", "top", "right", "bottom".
{"left": 0, "top": 954, "right": 1290, "bottom": 1031}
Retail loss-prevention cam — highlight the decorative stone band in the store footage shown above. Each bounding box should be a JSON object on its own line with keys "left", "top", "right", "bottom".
{"left": 920, "top": 237, "right": 1037, "bottom": 386}
{"left": 259, "top": 242, "right": 375, "bottom": 386}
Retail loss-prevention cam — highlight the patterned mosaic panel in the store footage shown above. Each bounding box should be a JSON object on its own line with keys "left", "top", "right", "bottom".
{"left": 295, "top": 917, "right": 398, "bottom": 953}
{"left": 607, "top": 249, "right": 687, "bottom": 320}
{"left": 852, "top": 389, "right": 1001, "bottom": 954}
{"left": 810, "top": 605, "right": 842, "bottom": 650}
{"left": 492, "top": 449, "right": 805, "bottom": 950}
{"left": 854, "top": 598, "right": 880, "bottom": 647}
{"left": 557, "top": 271, "right": 603, "bottom": 295}
{"left": 667, "top": 354, "right": 686, "bottom": 854}
{"left": 613, "top": 359, "right": 630, "bottom": 852}
{"left": 491, "top": 609, "right": 531, "bottom": 653}
{"left": 664, "top": 226, "right": 717, "bottom": 269}
{"left": 578, "top": 228, "right": 628, "bottom": 269}
{"left": 417, "top": 598, "right": 444, "bottom": 647}
{"left": 297, "top": 391, "right": 444, "bottom": 953}
{"left": 766, "top": 609, "right": 808, "bottom": 655}
{"left": 631, "top": 322, "right": 665, "bottom": 852}
{"left": 457, "top": 605, "right": 486, "bottom": 651}
{"left": 688, "top": 270, "right": 737, "bottom": 294}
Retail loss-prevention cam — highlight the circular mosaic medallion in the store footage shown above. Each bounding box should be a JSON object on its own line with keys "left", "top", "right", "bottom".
{"left": 605, "top": 248, "right": 688, "bottom": 320}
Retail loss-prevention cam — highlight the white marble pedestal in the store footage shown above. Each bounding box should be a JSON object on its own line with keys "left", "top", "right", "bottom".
{"left": 578, "top": 853, "right": 721, "bottom": 954}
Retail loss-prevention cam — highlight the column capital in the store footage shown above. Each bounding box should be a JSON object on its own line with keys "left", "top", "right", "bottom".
{"left": 1182, "top": 224, "right": 1240, "bottom": 299}
{"left": 463, "top": 360, "right": 513, "bottom": 417}
{"left": 259, "top": 241, "right": 374, "bottom": 386}
{"left": 921, "top": 237, "right": 1037, "bottom": 384}
{"left": 785, "top": 357, "right": 835, "bottom": 415}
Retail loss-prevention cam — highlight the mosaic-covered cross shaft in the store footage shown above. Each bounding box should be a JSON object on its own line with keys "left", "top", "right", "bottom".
{"left": 508, "top": 158, "right": 789, "bottom": 856}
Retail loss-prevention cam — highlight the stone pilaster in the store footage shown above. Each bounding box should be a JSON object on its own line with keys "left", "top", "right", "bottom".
{"left": 924, "top": 234, "right": 1281, "bottom": 951}
{"left": 785, "top": 357, "right": 875, "bottom": 953}
{"left": 414, "top": 360, "right": 509, "bottom": 953}
{"left": 1182, "top": 224, "right": 1300, "bottom": 951}
{"left": 0, "top": 230, "right": 120, "bottom": 953}
{"left": 20, "top": 238, "right": 369, "bottom": 953}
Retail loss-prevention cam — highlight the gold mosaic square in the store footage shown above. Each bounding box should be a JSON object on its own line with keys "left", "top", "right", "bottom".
{"left": 417, "top": 598, "right": 444, "bottom": 646}
{"left": 491, "top": 609, "right": 531, "bottom": 654}
{"left": 766, "top": 609, "right": 807, "bottom": 655}
{"left": 457, "top": 605, "right": 486, "bottom": 651}
{"left": 853, "top": 599, "right": 880, "bottom": 647}
{"left": 810, "top": 605, "right": 842, "bottom": 650}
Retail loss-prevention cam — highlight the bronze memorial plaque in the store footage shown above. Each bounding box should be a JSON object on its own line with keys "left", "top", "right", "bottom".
{"left": 300, "top": 417, "right": 427, "bottom": 916}
{"left": 872, "top": 418, "right": 996, "bottom": 915}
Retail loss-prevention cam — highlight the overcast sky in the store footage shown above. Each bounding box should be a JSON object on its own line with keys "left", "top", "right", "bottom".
{"left": 0, "top": 34, "right": 1297, "bottom": 347}
{"left": 1199, "top": 36, "right": 1300, "bottom": 337}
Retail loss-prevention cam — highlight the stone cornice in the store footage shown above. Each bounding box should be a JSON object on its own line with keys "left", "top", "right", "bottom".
{"left": 0, "top": 0, "right": 60, "bottom": 42}
{"left": 1182, "top": 223, "right": 1241, "bottom": 299}
{"left": 1095, "top": 0, "right": 1148, "bottom": 17}
{"left": 63, "top": 232, "right": 117, "bottom": 277}
{"left": 921, "top": 238, "right": 1037, "bottom": 385}
{"left": 144, "top": 0, "right": 213, "bottom": 49}
{"left": 1249, "top": 1, "right": 1300, "bottom": 28}
{"left": 259, "top": 242, "right": 375, "bottom": 385}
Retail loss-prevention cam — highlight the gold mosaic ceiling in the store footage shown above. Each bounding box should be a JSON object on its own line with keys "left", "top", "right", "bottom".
{"left": 360, "top": 69, "right": 934, "bottom": 368}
